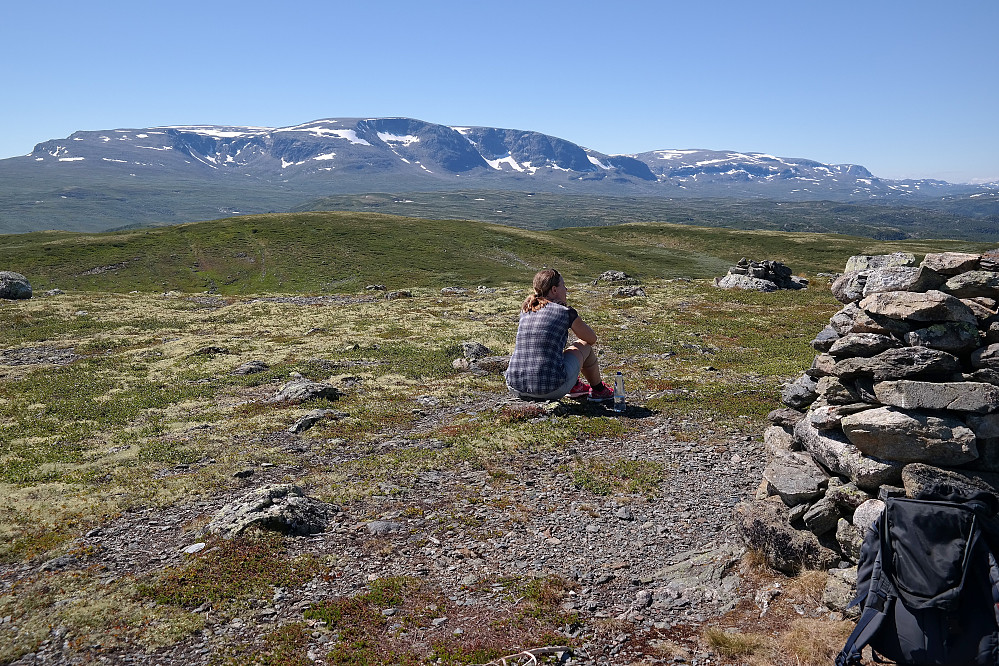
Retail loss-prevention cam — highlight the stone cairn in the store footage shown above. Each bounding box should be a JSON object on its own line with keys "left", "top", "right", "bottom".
{"left": 714, "top": 258, "right": 807, "bottom": 292}
{"left": 736, "top": 250, "right": 999, "bottom": 574}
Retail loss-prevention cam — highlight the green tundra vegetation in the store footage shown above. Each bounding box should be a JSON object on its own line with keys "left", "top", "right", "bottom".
{"left": 0, "top": 211, "right": 991, "bottom": 663}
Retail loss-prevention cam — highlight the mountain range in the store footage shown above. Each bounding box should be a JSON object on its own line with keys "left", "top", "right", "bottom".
{"left": 1, "top": 117, "right": 997, "bottom": 234}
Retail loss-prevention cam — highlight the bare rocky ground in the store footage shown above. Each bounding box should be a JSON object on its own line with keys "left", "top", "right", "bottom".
{"left": 2, "top": 392, "right": 842, "bottom": 666}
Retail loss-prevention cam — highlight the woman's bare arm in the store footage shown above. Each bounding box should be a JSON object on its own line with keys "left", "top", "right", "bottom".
{"left": 571, "top": 316, "right": 597, "bottom": 344}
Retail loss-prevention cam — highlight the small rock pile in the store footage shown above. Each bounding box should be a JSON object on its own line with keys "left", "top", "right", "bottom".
{"left": 738, "top": 250, "right": 999, "bottom": 573}
{"left": 714, "top": 258, "right": 807, "bottom": 292}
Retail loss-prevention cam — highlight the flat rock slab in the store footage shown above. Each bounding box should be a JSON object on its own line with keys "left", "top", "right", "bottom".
{"left": 873, "top": 380, "right": 999, "bottom": 413}
{"left": 844, "top": 253, "right": 916, "bottom": 272}
{"left": 840, "top": 406, "right": 978, "bottom": 466}
{"left": 859, "top": 290, "right": 977, "bottom": 324}
{"left": 763, "top": 452, "right": 829, "bottom": 505}
{"left": 833, "top": 346, "right": 962, "bottom": 382}
{"left": 922, "top": 252, "right": 981, "bottom": 275}
{"left": 943, "top": 271, "right": 999, "bottom": 299}
{"left": 207, "top": 484, "right": 334, "bottom": 538}
{"left": 794, "top": 418, "right": 902, "bottom": 491}
{"left": 828, "top": 333, "right": 902, "bottom": 359}
{"left": 904, "top": 321, "right": 981, "bottom": 354}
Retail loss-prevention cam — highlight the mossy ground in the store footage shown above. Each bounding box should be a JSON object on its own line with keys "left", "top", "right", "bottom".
{"left": 0, "top": 217, "right": 965, "bottom": 663}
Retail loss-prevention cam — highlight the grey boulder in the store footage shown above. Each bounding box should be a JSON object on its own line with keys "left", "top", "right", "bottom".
{"left": 734, "top": 498, "right": 840, "bottom": 574}
{"left": 206, "top": 484, "right": 334, "bottom": 538}
{"left": 0, "top": 271, "right": 32, "bottom": 300}
{"left": 872, "top": 380, "right": 999, "bottom": 413}
{"left": 762, "top": 453, "right": 829, "bottom": 505}
{"left": 840, "top": 406, "right": 978, "bottom": 466}
{"left": 267, "top": 377, "right": 342, "bottom": 403}
{"left": 859, "top": 290, "right": 977, "bottom": 325}
{"left": 794, "top": 417, "right": 902, "bottom": 491}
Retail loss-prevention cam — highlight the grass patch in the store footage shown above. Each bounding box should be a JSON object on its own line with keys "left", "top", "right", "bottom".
{"left": 564, "top": 457, "right": 669, "bottom": 497}
{"left": 139, "top": 531, "right": 323, "bottom": 607}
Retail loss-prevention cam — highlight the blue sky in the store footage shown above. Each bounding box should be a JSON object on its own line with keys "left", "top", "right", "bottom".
{"left": 1, "top": 0, "right": 996, "bottom": 183}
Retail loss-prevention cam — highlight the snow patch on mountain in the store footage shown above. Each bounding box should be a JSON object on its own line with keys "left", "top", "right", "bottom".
{"left": 378, "top": 133, "right": 420, "bottom": 146}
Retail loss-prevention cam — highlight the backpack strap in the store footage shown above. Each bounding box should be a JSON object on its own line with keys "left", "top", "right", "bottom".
{"left": 836, "top": 591, "right": 893, "bottom": 666}
{"left": 837, "top": 545, "right": 895, "bottom": 666}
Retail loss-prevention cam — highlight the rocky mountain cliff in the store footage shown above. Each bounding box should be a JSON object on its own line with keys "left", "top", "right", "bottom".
{"left": 2, "top": 117, "right": 996, "bottom": 234}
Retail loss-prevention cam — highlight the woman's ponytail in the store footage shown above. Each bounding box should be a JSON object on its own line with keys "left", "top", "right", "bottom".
{"left": 521, "top": 269, "right": 562, "bottom": 313}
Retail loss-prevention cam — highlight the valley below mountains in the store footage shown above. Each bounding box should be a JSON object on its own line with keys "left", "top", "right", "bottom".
{"left": 1, "top": 117, "right": 996, "bottom": 237}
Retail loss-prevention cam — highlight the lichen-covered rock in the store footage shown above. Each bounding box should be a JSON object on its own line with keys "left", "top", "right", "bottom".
{"left": 794, "top": 418, "right": 903, "bottom": 491}
{"left": 734, "top": 498, "right": 840, "bottom": 574}
{"left": 803, "top": 497, "right": 841, "bottom": 536}
{"left": 206, "top": 484, "right": 335, "bottom": 538}
{"left": 232, "top": 359, "right": 270, "bottom": 375}
{"left": 267, "top": 378, "right": 342, "bottom": 404}
{"left": 861, "top": 266, "right": 925, "bottom": 297}
{"left": 852, "top": 499, "right": 885, "bottom": 531}
{"left": 900, "top": 463, "right": 999, "bottom": 502}
{"left": 831, "top": 272, "right": 867, "bottom": 304}
{"left": 922, "top": 252, "right": 981, "bottom": 275}
{"left": 833, "top": 346, "right": 962, "bottom": 383}
{"left": 781, "top": 374, "right": 818, "bottom": 409}
{"left": 0, "top": 271, "right": 32, "bottom": 300}
{"left": 828, "top": 333, "right": 902, "bottom": 359}
{"left": 840, "top": 406, "right": 978, "bottom": 466}
{"left": 942, "top": 271, "right": 999, "bottom": 299}
{"left": 859, "top": 290, "right": 977, "bottom": 325}
{"left": 904, "top": 321, "right": 981, "bottom": 354}
{"left": 763, "top": 453, "right": 829, "bottom": 505}
{"left": 714, "top": 274, "right": 778, "bottom": 292}
{"left": 844, "top": 253, "right": 916, "bottom": 272}
{"left": 872, "top": 380, "right": 999, "bottom": 413}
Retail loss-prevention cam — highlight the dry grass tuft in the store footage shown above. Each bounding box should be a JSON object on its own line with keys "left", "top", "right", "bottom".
{"left": 703, "top": 626, "right": 771, "bottom": 658}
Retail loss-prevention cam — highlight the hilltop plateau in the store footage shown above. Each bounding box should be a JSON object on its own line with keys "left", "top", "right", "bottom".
{"left": 0, "top": 215, "right": 992, "bottom": 665}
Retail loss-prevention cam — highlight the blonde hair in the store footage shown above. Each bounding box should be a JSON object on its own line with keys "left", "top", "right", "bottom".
{"left": 521, "top": 268, "right": 562, "bottom": 313}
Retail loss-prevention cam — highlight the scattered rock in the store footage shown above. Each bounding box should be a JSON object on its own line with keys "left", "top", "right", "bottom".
{"left": 288, "top": 409, "right": 347, "bottom": 434}
{"left": 233, "top": 360, "right": 270, "bottom": 375}
{"left": 266, "top": 378, "right": 342, "bottom": 404}
{"left": 0, "top": 271, "right": 32, "bottom": 300}
{"left": 611, "top": 285, "right": 647, "bottom": 298}
{"left": 206, "top": 484, "right": 335, "bottom": 538}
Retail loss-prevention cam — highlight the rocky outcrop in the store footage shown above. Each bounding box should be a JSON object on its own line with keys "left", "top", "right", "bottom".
{"left": 205, "top": 484, "right": 336, "bottom": 538}
{"left": 714, "top": 258, "right": 807, "bottom": 292}
{"left": 266, "top": 376, "right": 342, "bottom": 403}
{"left": 742, "top": 250, "right": 999, "bottom": 571}
{"left": 0, "top": 271, "right": 32, "bottom": 299}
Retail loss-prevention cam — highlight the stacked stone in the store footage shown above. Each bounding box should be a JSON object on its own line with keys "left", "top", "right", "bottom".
{"left": 714, "top": 258, "right": 807, "bottom": 292}
{"left": 738, "top": 250, "right": 999, "bottom": 573}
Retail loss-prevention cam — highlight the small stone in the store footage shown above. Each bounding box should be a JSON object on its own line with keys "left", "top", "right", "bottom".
{"left": 183, "top": 542, "right": 206, "bottom": 554}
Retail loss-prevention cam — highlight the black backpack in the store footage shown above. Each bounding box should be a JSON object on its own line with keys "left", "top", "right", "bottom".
{"left": 836, "top": 487, "right": 999, "bottom": 666}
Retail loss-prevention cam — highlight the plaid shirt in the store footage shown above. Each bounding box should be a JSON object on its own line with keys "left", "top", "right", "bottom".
{"left": 506, "top": 303, "right": 578, "bottom": 395}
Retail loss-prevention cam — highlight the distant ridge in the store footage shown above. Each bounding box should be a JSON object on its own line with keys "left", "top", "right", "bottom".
{"left": 0, "top": 117, "right": 996, "bottom": 234}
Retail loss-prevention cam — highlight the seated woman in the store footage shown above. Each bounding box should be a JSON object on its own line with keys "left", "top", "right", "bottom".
{"left": 506, "top": 268, "right": 614, "bottom": 401}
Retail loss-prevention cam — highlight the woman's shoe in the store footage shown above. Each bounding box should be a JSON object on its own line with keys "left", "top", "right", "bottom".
{"left": 588, "top": 382, "right": 614, "bottom": 401}
{"left": 567, "top": 379, "right": 591, "bottom": 399}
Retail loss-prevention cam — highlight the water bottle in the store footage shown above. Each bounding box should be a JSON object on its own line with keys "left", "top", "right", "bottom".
{"left": 613, "top": 371, "right": 626, "bottom": 413}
